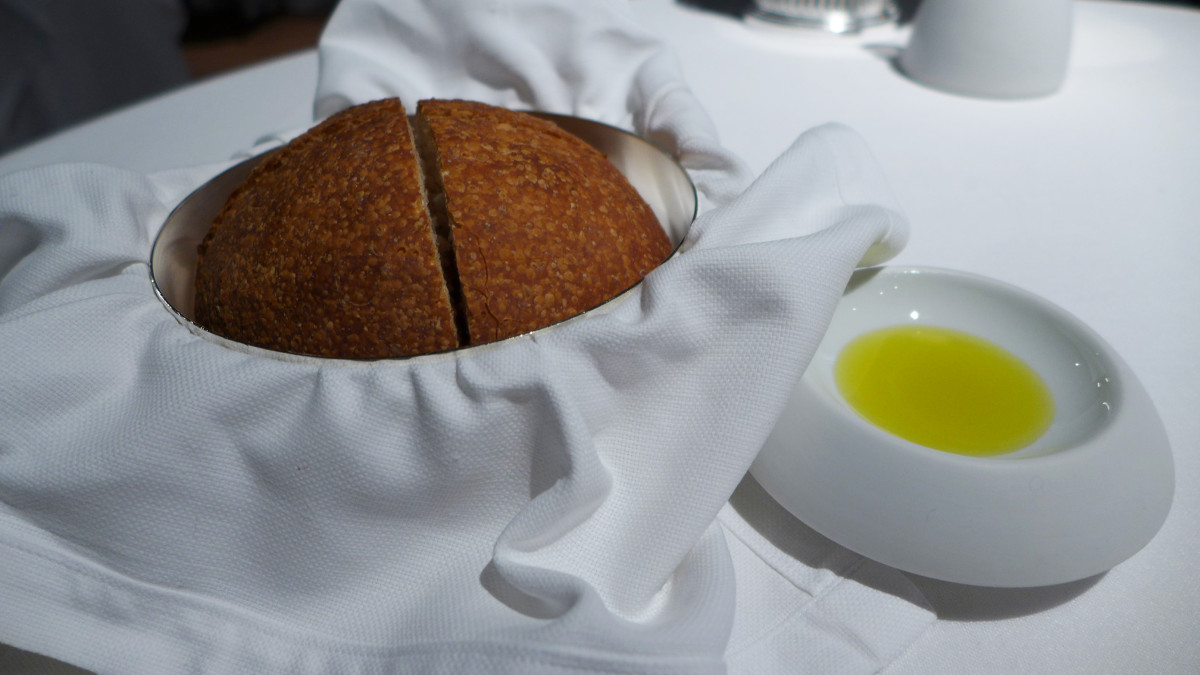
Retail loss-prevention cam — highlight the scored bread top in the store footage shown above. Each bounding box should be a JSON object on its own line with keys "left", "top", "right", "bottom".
{"left": 192, "top": 97, "right": 674, "bottom": 359}
{"left": 193, "top": 98, "right": 459, "bottom": 358}
{"left": 416, "top": 99, "right": 673, "bottom": 345}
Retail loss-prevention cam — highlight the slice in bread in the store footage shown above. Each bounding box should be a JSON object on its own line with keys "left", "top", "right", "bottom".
{"left": 193, "top": 98, "right": 673, "bottom": 358}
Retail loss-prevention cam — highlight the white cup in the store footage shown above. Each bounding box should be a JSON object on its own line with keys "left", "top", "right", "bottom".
{"left": 899, "top": 0, "right": 1074, "bottom": 99}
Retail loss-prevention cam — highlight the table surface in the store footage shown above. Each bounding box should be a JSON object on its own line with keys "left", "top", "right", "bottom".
{"left": 2, "top": 1, "right": 1197, "bottom": 672}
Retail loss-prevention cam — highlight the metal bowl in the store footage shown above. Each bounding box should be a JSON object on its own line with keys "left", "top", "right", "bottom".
{"left": 150, "top": 112, "right": 697, "bottom": 358}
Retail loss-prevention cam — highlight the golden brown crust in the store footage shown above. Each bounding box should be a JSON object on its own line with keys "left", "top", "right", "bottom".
{"left": 193, "top": 98, "right": 459, "bottom": 358}
{"left": 193, "top": 97, "right": 672, "bottom": 358}
{"left": 418, "top": 99, "right": 672, "bottom": 345}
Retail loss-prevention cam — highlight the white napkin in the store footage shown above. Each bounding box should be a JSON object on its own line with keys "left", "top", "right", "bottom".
{"left": 0, "top": 1, "right": 931, "bottom": 672}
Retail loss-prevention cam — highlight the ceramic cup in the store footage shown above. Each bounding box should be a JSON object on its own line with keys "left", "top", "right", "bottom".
{"left": 899, "top": 0, "right": 1074, "bottom": 99}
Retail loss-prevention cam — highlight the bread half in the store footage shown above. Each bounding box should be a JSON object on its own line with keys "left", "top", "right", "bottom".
{"left": 416, "top": 99, "right": 672, "bottom": 345}
{"left": 194, "top": 98, "right": 458, "bottom": 358}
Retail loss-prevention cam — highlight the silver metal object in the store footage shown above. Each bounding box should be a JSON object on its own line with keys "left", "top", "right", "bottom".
{"left": 150, "top": 113, "right": 697, "bottom": 352}
{"left": 750, "top": 0, "right": 898, "bottom": 34}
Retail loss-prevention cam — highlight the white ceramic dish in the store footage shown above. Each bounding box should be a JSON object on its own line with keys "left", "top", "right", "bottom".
{"left": 751, "top": 266, "right": 1174, "bottom": 587}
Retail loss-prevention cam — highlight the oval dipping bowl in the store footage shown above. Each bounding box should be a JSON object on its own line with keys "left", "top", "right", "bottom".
{"left": 150, "top": 112, "right": 697, "bottom": 359}
{"left": 751, "top": 266, "right": 1174, "bottom": 587}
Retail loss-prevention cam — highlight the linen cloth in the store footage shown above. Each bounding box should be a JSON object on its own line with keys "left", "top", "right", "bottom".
{"left": 0, "top": 0, "right": 933, "bottom": 672}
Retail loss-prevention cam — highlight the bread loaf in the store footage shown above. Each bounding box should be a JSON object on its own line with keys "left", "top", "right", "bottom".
{"left": 414, "top": 99, "right": 671, "bottom": 345}
{"left": 194, "top": 98, "right": 672, "bottom": 359}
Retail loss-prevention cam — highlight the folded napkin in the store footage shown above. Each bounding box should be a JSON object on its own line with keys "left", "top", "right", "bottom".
{"left": 0, "top": 1, "right": 931, "bottom": 672}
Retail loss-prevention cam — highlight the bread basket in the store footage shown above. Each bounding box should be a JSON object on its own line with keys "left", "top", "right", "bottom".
{"left": 150, "top": 112, "right": 697, "bottom": 358}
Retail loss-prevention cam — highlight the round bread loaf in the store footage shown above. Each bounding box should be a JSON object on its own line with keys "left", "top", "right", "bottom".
{"left": 193, "top": 98, "right": 673, "bottom": 358}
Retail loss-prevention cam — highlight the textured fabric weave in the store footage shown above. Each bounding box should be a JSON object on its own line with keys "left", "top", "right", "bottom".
{"left": 0, "top": 1, "right": 932, "bottom": 672}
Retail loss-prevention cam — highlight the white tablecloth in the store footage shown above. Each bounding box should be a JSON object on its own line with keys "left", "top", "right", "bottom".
{"left": 2, "top": 1, "right": 1198, "bottom": 672}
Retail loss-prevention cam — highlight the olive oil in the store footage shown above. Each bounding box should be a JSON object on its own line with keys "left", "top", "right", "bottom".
{"left": 834, "top": 325, "right": 1055, "bottom": 457}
